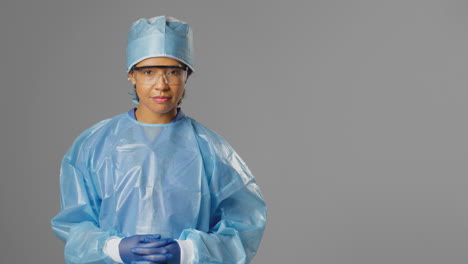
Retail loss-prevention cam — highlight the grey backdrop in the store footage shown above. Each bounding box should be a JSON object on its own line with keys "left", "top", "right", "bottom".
{"left": 1, "top": 0, "right": 468, "bottom": 263}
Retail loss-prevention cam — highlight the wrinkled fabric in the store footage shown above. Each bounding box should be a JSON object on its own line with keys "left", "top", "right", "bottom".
{"left": 126, "top": 16, "right": 194, "bottom": 73}
{"left": 51, "top": 113, "right": 267, "bottom": 264}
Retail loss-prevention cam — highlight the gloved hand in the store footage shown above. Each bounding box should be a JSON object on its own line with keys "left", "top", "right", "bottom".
{"left": 131, "top": 239, "right": 181, "bottom": 264}
{"left": 119, "top": 234, "right": 174, "bottom": 264}
{"left": 164, "top": 242, "right": 181, "bottom": 264}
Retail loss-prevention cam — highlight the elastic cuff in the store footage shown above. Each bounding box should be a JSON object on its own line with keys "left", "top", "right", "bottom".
{"left": 103, "top": 236, "right": 124, "bottom": 263}
{"left": 175, "top": 239, "right": 195, "bottom": 264}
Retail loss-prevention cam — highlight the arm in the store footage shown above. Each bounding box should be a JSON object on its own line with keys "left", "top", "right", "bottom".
{"left": 51, "top": 143, "right": 119, "bottom": 264}
{"left": 179, "top": 125, "right": 267, "bottom": 264}
{"left": 179, "top": 182, "right": 266, "bottom": 264}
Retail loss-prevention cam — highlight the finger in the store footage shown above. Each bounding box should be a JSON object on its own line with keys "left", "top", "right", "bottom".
{"left": 143, "top": 253, "right": 173, "bottom": 262}
{"left": 138, "top": 238, "right": 174, "bottom": 248}
{"left": 142, "top": 234, "right": 162, "bottom": 243}
{"left": 137, "top": 234, "right": 158, "bottom": 243}
{"left": 131, "top": 246, "right": 169, "bottom": 255}
{"left": 131, "top": 261, "right": 162, "bottom": 264}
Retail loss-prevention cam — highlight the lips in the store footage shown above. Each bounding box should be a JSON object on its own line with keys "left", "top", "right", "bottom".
{"left": 151, "top": 96, "right": 171, "bottom": 103}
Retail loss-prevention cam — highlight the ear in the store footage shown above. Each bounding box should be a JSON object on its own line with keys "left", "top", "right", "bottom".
{"left": 128, "top": 71, "right": 137, "bottom": 85}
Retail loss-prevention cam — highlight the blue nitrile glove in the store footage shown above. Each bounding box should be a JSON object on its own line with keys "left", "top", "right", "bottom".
{"left": 119, "top": 234, "right": 174, "bottom": 264}
{"left": 131, "top": 239, "right": 181, "bottom": 264}
{"left": 164, "top": 241, "right": 181, "bottom": 264}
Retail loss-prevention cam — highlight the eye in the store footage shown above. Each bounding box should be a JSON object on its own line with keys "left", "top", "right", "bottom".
{"left": 167, "top": 69, "right": 181, "bottom": 75}
{"left": 143, "top": 69, "right": 154, "bottom": 75}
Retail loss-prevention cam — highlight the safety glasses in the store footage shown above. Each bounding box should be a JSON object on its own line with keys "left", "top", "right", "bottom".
{"left": 132, "top": 65, "right": 188, "bottom": 85}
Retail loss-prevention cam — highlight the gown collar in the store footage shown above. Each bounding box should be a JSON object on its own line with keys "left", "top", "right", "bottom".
{"left": 127, "top": 107, "right": 185, "bottom": 123}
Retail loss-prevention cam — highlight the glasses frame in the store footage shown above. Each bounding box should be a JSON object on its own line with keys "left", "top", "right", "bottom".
{"left": 131, "top": 65, "right": 188, "bottom": 85}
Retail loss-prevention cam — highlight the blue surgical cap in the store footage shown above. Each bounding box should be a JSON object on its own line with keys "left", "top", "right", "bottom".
{"left": 126, "top": 16, "right": 194, "bottom": 73}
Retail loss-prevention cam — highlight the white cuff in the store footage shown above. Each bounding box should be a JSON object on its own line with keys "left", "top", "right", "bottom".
{"left": 103, "top": 236, "right": 124, "bottom": 263}
{"left": 176, "top": 239, "right": 195, "bottom": 264}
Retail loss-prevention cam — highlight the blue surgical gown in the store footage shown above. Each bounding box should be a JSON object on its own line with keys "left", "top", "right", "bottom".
{"left": 51, "top": 112, "right": 267, "bottom": 264}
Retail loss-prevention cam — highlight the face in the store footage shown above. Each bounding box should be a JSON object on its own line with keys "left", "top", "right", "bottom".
{"left": 128, "top": 57, "right": 187, "bottom": 122}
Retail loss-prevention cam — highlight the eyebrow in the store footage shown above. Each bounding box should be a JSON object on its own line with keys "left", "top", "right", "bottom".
{"left": 133, "top": 65, "right": 185, "bottom": 69}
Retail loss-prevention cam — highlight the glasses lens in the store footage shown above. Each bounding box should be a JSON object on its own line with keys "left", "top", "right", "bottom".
{"left": 165, "top": 68, "right": 185, "bottom": 84}
{"left": 134, "top": 67, "right": 186, "bottom": 85}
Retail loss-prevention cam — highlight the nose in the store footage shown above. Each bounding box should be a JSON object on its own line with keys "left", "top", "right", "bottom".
{"left": 153, "top": 74, "right": 169, "bottom": 90}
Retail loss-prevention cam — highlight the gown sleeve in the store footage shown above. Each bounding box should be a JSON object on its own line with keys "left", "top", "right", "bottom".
{"left": 51, "top": 124, "right": 118, "bottom": 264}
{"left": 179, "top": 123, "right": 267, "bottom": 264}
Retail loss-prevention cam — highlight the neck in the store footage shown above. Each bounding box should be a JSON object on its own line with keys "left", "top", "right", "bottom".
{"left": 135, "top": 107, "right": 177, "bottom": 124}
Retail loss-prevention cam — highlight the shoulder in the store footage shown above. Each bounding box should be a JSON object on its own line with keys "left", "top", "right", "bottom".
{"left": 74, "top": 113, "right": 127, "bottom": 146}
{"left": 64, "top": 112, "right": 129, "bottom": 163}
{"left": 186, "top": 116, "right": 252, "bottom": 174}
{"left": 186, "top": 117, "right": 228, "bottom": 145}
{"left": 186, "top": 117, "right": 255, "bottom": 197}
{"left": 186, "top": 117, "right": 233, "bottom": 153}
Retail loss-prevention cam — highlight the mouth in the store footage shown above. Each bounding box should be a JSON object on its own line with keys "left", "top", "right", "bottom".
{"left": 151, "top": 96, "right": 171, "bottom": 103}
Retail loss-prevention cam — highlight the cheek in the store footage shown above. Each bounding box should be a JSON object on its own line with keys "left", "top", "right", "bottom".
{"left": 176, "top": 87, "right": 185, "bottom": 98}
{"left": 135, "top": 85, "right": 148, "bottom": 96}
{"left": 179, "top": 88, "right": 185, "bottom": 96}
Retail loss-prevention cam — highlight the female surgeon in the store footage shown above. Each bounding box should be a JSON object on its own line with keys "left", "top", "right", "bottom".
{"left": 51, "top": 16, "right": 267, "bottom": 264}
